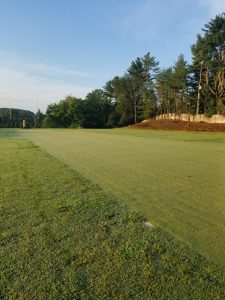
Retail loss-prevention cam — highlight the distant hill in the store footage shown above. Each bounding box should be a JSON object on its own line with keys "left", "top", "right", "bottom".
{"left": 0, "top": 108, "right": 35, "bottom": 118}
{"left": 0, "top": 108, "right": 35, "bottom": 128}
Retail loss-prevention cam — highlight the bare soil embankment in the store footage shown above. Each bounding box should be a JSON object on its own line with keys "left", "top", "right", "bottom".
{"left": 129, "top": 119, "right": 225, "bottom": 132}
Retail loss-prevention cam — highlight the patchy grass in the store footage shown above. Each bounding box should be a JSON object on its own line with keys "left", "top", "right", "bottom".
{"left": 22, "top": 128, "right": 225, "bottom": 265}
{"left": 1, "top": 134, "right": 225, "bottom": 298}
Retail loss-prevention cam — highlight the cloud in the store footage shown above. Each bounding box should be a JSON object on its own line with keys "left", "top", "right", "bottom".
{"left": 198, "top": 0, "right": 225, "bottom": 16}
{"left": 121, "top": 2, "right": 160, "bottom": 39}
{"left": 22, "top": 62, "right": 90, "bottom": 78}
{"left": 120, "top": 0, "right": 179, "bottom": 40}
{"left": 0, "top": 52, "right": 94, "bottom": 112}
{"left": 120, "top": 0, "right": 224, "bottom": 41}
{"left": 0, "top": 67, "right": 92, "bottom": 113}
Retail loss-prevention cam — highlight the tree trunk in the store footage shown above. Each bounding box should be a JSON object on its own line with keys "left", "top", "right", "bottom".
{"left": 134, "top": 99, "right": 137, "bottom": 123}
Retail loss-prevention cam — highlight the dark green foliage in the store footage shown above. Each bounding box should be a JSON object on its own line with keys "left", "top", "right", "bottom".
{"left": 37, "top": 14, "right": 225, "bottom": 129}
{"left": 78, "top": 89, "right": 113, "bottom": 128}
{"left": 105, "top": 76, "right": 134, "bottom": 126}
{"left": 34, "top": 109, "right": 45, "bottom": 128}
{"left": 191, "top": 13, "right": 225, "bottom": 115}
{"left": 156, "top": 13, "right": 225, "bottom": 117}
{"left": 43, "top": 92, "right": 113, "bottom": 129}
{"left": 43, "top": 95, "right": 82, "bottom": 128}
{"left": 2, "top": 15, "right": 223, "bottom": 129}
{"left": 0, "top": 134, "right": 225, "bottom": 299}
{"left": 156, "top": 55, "right": 190, "bottom": 115}
{"left": 104, "top": 53, "right": 159, "bottom": 125}
{"left": 0, "top": 108, "right": 35, "bottom": 128}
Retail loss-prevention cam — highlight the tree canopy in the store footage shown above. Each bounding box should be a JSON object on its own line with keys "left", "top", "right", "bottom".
{"left": 2, "top": 14, "right": 224, "bottom": 129}
{"left": 191, "top": 13, "right": 225, "bottom": 115}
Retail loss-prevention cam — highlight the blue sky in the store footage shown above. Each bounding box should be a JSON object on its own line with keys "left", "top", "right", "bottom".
{"left": 0, "top": 0, "right": 224, "bottom": 112}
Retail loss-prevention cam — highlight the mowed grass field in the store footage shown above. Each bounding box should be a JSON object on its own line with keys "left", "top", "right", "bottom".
{"left": 1, "top": 130, "right": 225, "bottom": 298}
{"left": 22, "top": 128, "right": 225, "bottom": 266}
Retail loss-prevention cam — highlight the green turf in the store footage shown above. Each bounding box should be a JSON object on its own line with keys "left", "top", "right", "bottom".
{"left": 21, "top": 128, "right": 225, "bottom": 266}
{"left": 1, "top": 133, "right": 225, "bottom": 298}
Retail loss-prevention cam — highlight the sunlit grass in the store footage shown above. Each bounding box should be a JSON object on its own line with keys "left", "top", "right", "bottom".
{"left": 1, "top": 133, "right": 225, "bottom": 298}
{"left": 22, "top": 128, "right": 225, "bottom": 265}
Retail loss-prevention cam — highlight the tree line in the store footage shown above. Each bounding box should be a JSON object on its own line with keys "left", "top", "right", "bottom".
{"left": 0, "top": 108, "right": 35, "bottom": 128}
{"left": 1, "top": 14, "right": 224, "bottom": 129}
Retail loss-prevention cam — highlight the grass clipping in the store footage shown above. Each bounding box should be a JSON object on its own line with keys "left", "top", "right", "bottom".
{"left": 0, "top": 136, "right": 225, "bottom": 299}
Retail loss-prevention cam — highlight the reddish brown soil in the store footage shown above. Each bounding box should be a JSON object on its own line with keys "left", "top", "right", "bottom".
{"left": 128, "top": 119, "right": 225, "bottom": 132}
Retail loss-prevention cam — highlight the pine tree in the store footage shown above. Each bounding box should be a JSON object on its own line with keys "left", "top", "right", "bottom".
{"left": 191, "top": 13, "right": 225, "bottom": 115}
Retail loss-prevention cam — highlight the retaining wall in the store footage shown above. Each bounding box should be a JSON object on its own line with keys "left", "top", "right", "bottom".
{"left": 153, "top": 113, "right": 225, "bottom": 124}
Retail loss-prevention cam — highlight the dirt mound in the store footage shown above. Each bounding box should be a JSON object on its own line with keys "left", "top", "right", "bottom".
{"left": 129, "top": 119, "right": 225, "bottom": 132}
